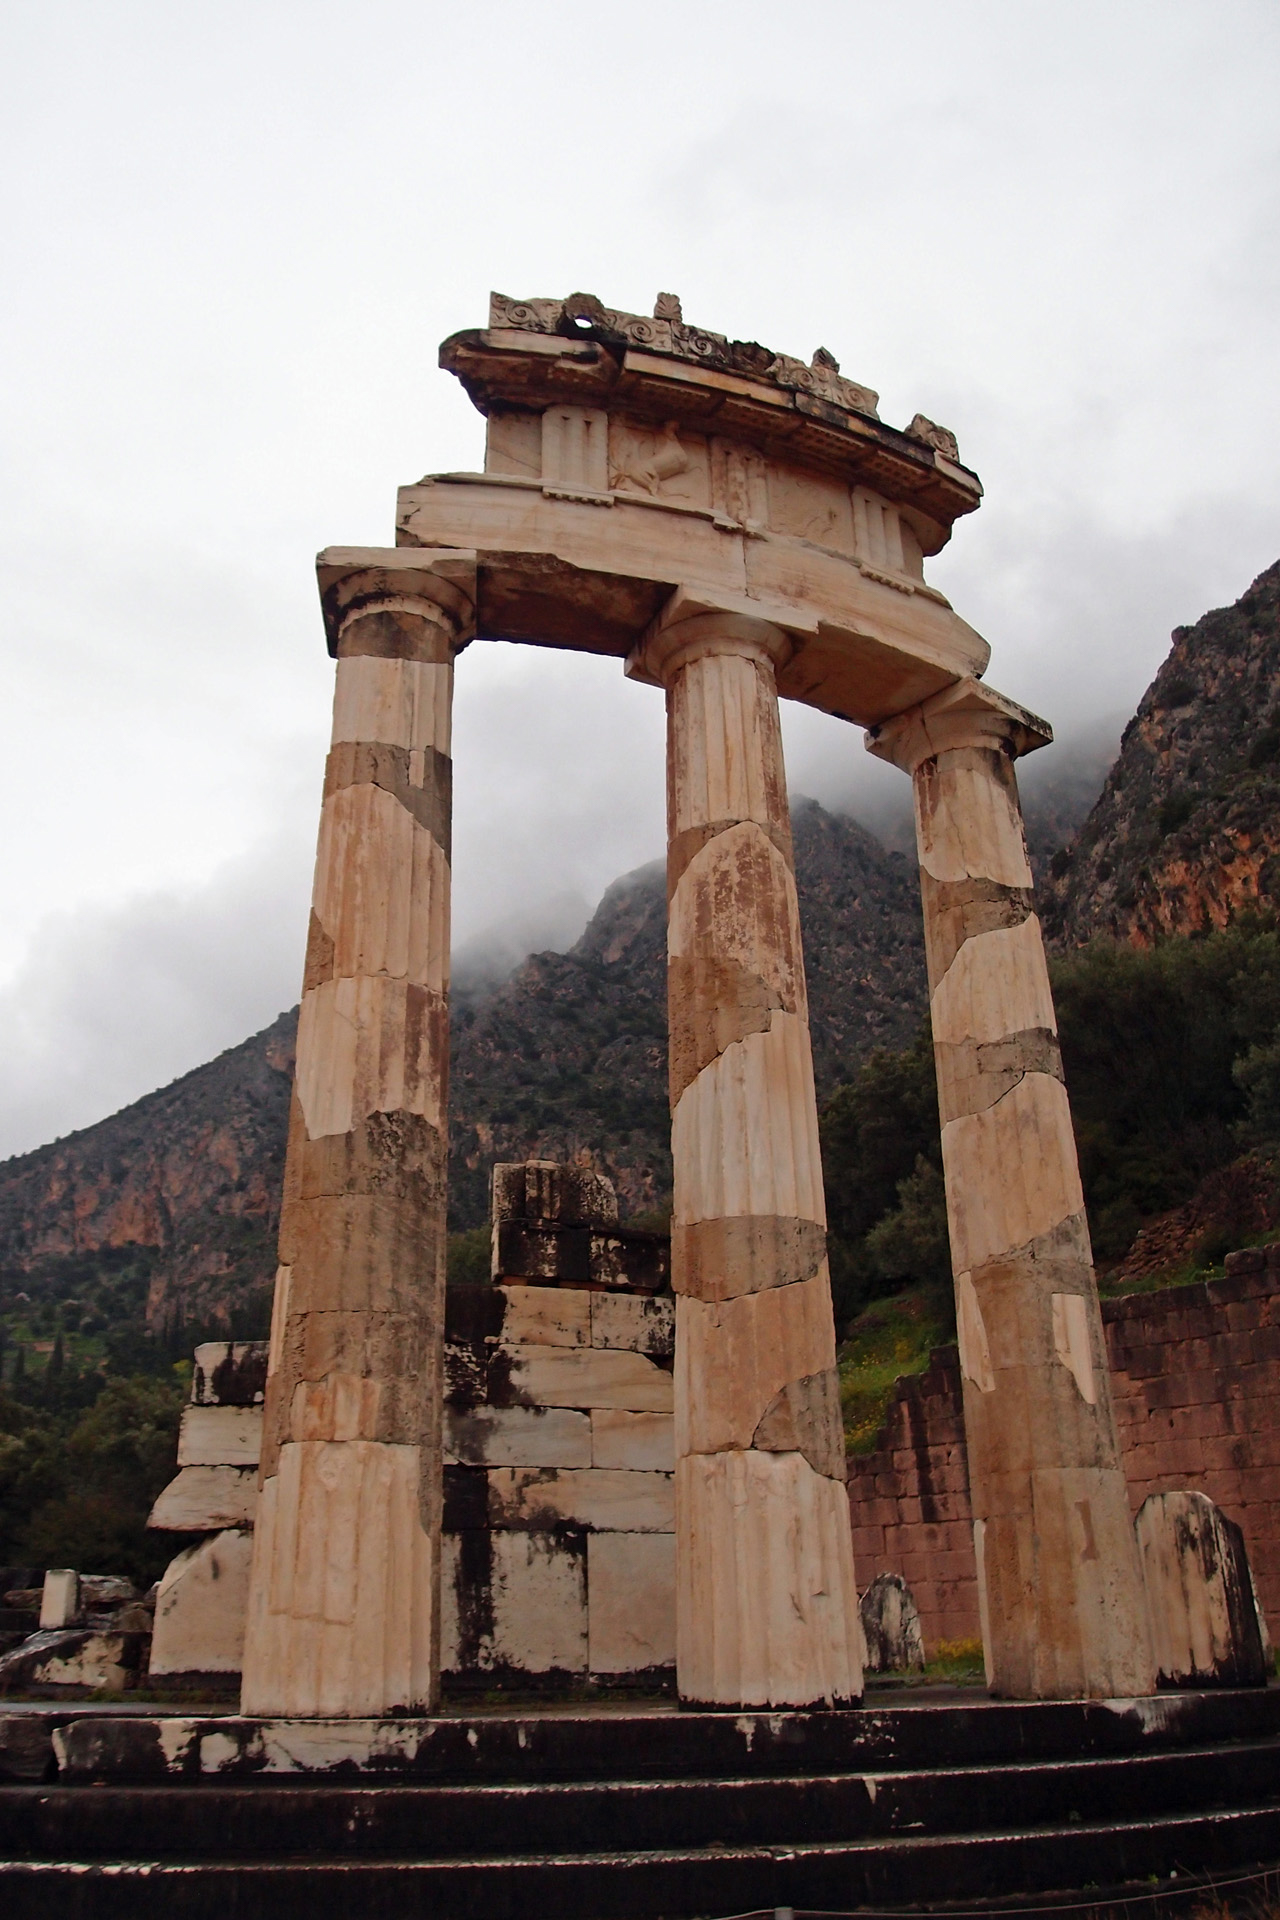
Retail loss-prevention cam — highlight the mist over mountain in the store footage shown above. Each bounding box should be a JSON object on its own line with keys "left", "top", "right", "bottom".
{"left": 448, "top": 802, "right": 930, "bottom": 1227}
{"left": 0, "top": 800, "right": 933, "bottom": 1332}
{"left": 0, "top": 639, "right": 1186, "bottom": 1350}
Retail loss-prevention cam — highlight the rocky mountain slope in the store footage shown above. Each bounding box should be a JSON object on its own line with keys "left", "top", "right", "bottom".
{"left": 1042, "top": 560, "right": 1280, "bottom": 945}
{"left": 0, "top": 1014, "right": 295, "bottom": 1339}
{"left": 0, "top": 802, "right": 929, "bottom": 1333}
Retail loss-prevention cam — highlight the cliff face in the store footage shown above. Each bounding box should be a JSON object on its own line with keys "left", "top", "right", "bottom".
{"left": 1043, "top": 561, "right": 1280, "bottom": 946}
{"left": 0, "top": 1012, "right": 295, "bottom": 1336}
{"left": 0, "top": 801, "right": 929, "bottom": 1329}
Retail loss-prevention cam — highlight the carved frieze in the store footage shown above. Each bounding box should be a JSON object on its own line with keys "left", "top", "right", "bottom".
{"left": 608, "top": 421, "right": 709, "bottom": 509}
{"left": 767, "top": 464, "right": 855, "bottom": 553}
{"left": 710, "top": 438, "right": 768, "bottom": 531}
{"left": 852, "top": 487, "right": 924, "bottom": 581}
{"left": 542, "top": 406, "right": 610, "bottom": 498}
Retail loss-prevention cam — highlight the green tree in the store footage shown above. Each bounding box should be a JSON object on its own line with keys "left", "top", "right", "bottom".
{"left": 0, "top": 1373, "right": 185, "bottom": 1583}
{"left": 864, "top": 1157, "right": 951, "bottom": 1292}
{"left": 447, "top": 1226, "right": 491, "bottom": 1285}
{"left": 1049, "top": 920, "right": 1280, "bottom": 1254}
{"left": 818, "top": 919, "right": 1280, "bottom": 1306}
{"left": 819, "top": 1027, "right": 942, "bottom": 1322}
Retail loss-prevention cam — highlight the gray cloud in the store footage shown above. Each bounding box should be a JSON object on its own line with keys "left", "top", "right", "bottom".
{"left": 0, "top": 826, "right": 315, "bottom": 1162}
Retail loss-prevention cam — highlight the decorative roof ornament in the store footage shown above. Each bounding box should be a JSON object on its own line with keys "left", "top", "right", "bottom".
{"left": 486, "top": 291, "right": 882, "bottom": 422}
{"left": 905, "top": 414, "right": 960, "bottom": 462}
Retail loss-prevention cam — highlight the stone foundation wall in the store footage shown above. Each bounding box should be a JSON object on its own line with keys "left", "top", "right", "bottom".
{"left": 847, "top": 1256, "right": 1280, "bottom": 1652}
{"left": 1109, "top": 1257, "right": 1280, "bottom": 1634}
{"left": 846, "top": 1348, "right": 982, "bottom": 1652}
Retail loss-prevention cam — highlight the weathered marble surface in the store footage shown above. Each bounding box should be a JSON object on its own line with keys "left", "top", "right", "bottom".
{"left": 242, "top": 550, "right": 476, "bottom": 1719}
{"left": 150, "top": 1530, "right": 253, "bottom": 1677}
{"left": 636, "top": 599, "right": 862, "bottom": 1708}
{"left": 860, "top": 1573, "right": 925, "bottom": 1674}
{"left": 870, "top": 680, "right": 1156, "bottom": 1701}
{"left": 1136, "top": 1490, "right": 1267, "bottom": 1688}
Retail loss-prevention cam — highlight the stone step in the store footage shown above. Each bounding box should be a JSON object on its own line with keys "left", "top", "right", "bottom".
{"left": 40, "top": 1686, "right": 1280, "bottom": 1785}
{"left": 4, "top": 1741, "right": 1280, "bottom": 1860}
{"left": 2, "top": 1805, "right": 1280, "bottom": 1919}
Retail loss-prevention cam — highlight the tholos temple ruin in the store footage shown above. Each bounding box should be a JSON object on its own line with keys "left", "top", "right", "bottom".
{"left": 239, "top": 291, "right": 1157, "bottom": 1716}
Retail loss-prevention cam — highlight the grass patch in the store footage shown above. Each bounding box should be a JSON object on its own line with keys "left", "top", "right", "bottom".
{"left": 925, "top": 1636, "right": 985, "bottom": 1681}
{"left": 838, "top": 1285, "right": 951, "bottom": 1455}
{"left": 1097, "top": 1261, "right": 1219, "bottom": 1301}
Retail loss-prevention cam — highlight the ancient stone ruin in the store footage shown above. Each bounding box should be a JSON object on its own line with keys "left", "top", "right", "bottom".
{"left": 443, "top": 1162, "right": 675, "bottom": 1690}
{"left": 238, "top": 290, "right": 1158, "bottom": 1716}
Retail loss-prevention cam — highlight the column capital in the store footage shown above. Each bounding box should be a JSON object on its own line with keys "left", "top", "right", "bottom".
{"left": 865, "top": 676, "right": 1052, "bottom": 775}
{"left": 626, "top": 586, "right": 795, "bottom": 689}
{"left": 316, "top": 547, "right": 477, "bottom": 659}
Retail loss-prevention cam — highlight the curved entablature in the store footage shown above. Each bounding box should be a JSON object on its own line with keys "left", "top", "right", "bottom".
{"left": 440, "top": 291, "right": 981, "bottom": 544}
{"left": 391, "top": 292, "right": 993, "bottom": 731}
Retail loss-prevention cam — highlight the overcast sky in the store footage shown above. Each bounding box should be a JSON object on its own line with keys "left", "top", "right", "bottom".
{"left": 2, "top": 0, "right": 1278, "bottom": 1159}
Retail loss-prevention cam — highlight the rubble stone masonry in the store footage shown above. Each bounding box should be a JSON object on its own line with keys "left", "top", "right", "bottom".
{"left": 847, "top": 1253, "right": 1280, "bottom": 1653}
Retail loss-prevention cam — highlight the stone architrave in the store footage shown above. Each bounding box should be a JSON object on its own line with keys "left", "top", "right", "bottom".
{"left": 240, "top": 548, "right": 476, "bottom": 1718}
{"left": 1135, "top": 1490, "right": 1267, "bottom": 1688}
{"left": 869, "top": 679, "right": 1155, "bottom": 1700}
{"left": 631, "top": 594, "right": 862, "bottom": 1708}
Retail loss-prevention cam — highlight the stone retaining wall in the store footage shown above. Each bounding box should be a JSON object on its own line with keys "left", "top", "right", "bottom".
{"left": 847, "top": 1254, "right": 1280, "bottom": 1653}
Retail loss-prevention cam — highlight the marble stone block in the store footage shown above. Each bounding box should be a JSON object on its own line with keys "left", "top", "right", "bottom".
{"left": 445, "top": 1404, "right": 592, "bottom": 1470}
{"left": 148, "top": 1466, "right": 259, "bottom": 1533}
{"left": 150, "top": 1529, "right": 253, "bottom": 1676}
{"left": 505, "top": 1343, "right": 674, "bottom": 1413}
{"left": 40, "top": 1570, "right": 79, "bottom": 1630}
{"left": 177, "top": 1405, "right": 264, "bottom": 1468}
{"left": 191, "top": 1342, "right": 269, "bottom": 1407}
{"left": 497, "top": 1284, "right": 591, "bottom": 1348}
{"left": 591, "top": 1409, "right": 676, "bottom": 1471}
{"left": 486, "top": 1466, "right": 675, "bottom": 1533}
{"left": 440, "top": 1529, "right": 587, "bottom": 1678}
{"left": 591, "top": 1290, "right": 675, "bottom": 1356}
{"left": 588, "top": 1532, "right": 677, "bottom": 1673}
{"left": 1136, "top": 1490, "right": 1268, "bottom": 1688}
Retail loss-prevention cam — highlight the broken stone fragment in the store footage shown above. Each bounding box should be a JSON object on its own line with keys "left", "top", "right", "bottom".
{"left": 1135, "top": 1490, "right": 1268, "bottom": 1688}
{"left": 149, "top": 1529, "right": 253, "bottom": 1678}
{"left": 0, "top": 1627, "right": 147, "bottom": 1697}
{"left": 860, "top": 1572, "right": 926, "bottom": 1674}
{"left": 38, "top": 1570, "right": 79, "bottom": 1629}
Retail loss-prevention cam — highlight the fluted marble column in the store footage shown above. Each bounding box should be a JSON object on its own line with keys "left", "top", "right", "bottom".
{"left": 635, "top": 596, "right": 862, "bottom": 1709}
{"left": 869, "top": 678, "right": 1154, "bottom": 1700}
{"left": 241, "top": 550, "right": 475, "bottom": 1717}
